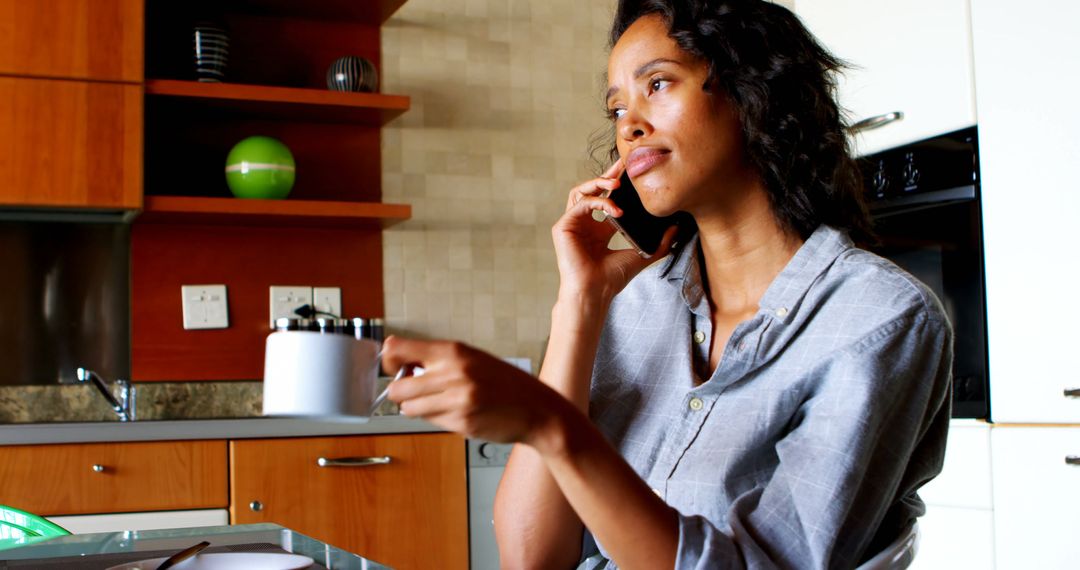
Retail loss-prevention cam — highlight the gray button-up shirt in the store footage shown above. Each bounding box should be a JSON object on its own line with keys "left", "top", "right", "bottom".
{"left": 584, "top": 224, "right": 952, "bottom": 569}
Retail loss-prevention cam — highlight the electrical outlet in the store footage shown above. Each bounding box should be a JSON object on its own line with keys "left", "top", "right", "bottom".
{"left": 181, "top": 285, "right": 229, "bottom": 330}
{"left": 269, "top": 285, "right": 312, "bottom": 327}
{"left": 312, "top": 287, "right": 342, "bottom": 319}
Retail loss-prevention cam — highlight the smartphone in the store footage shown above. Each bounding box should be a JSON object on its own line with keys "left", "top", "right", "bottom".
{"left": 605, "top": 172, "right": 690, "bottom": 258}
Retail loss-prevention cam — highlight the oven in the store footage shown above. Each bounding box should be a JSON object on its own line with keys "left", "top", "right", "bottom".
{"left": 858, "top": 127, "right": 989, "bottom": 419}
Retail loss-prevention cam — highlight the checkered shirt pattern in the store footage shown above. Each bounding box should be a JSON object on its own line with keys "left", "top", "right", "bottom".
{"left": 582, "top": 224, "right": 953, "bottom": 569}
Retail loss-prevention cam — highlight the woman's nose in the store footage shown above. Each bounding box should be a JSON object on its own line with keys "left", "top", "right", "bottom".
{"left": 618, "top": 107, "right": 652, "bottom": 142}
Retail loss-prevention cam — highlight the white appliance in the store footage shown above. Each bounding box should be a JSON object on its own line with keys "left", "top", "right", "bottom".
{"left": 468, "top": 357, "right": 531, "bottom": 569}
{"left": 468, "top": 439, "right": 514, "bottom": 570}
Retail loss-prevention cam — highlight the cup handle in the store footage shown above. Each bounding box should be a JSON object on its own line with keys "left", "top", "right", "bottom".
{"left": 369, "top": 363, "right": 421, "bottom": 415}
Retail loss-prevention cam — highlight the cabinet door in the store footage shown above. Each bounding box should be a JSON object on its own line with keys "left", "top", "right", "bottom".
{"left": 910, "top": 505, "right": 994, "bottom": 570}
{"left": 0, "top": 0, "right": 143, "bottom": 82}
{"left": 231, "top": 434, "right": 468, "bottom": 570}
{"left": 0, "top": 441, "right": 228, "bottom": 516}
{"left": 0, "top": 76, "right": 142, "bottom": 209}
{"left": 973, "top": 0, "right": 1080, "bottom": 423}
{"left": 991, "top": 427, "right": 1080, "bottom": 569}
{"left": 795, "top": 0, "right": 976, "bottom": 156}
{"left": 919, "top": 422, "right": 992, "bottom": 510}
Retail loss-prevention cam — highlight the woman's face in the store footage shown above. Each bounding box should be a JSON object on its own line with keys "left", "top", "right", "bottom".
{"left": 607, "top": 14, "right": 749, "bottom": 217}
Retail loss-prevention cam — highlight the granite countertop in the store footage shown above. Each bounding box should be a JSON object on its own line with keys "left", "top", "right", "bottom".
{"left": 0, "top": 379, "right": 442, "bottom": 445}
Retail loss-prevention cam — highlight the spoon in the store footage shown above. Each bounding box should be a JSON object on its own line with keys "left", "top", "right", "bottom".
{"left": 156, "top": 540, "right": 210, "bottom": 569}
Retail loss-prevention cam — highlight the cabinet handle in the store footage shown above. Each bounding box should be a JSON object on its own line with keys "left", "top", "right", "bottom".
{"left": 1065, "top": 388, "right": 1080, "bottom": 398}
{"left": 316, "top": 456, "right": 392, "bottom": 468}
{"left": 1067, "top": 456, "right": 1080, "bottom": 466}
{"left": 91, "top": 464, "right": 106, "bottom": 473}
{"left": 848, "top": 111, "right": 904, "bottom": 133}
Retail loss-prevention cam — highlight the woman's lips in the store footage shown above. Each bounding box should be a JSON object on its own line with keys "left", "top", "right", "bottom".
{"left": 625, "top": 148, "right": 671, "bottom": 178}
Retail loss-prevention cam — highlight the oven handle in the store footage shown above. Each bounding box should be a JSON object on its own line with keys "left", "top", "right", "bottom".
{"left": 1065, "top": 388, "right": 1080, "bottom": 398}
{"left": 849, "top": 111, "right": 904, "bottom": 133}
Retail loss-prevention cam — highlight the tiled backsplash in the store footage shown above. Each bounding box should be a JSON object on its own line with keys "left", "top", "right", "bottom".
{"left": 380, "top": 0, "right": 617, "bottom": 367}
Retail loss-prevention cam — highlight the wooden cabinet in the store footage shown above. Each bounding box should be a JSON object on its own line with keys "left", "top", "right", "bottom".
{"left": 972, "top": 0, "right": 1080, "bottom": 424}
{"left": 0, "top": 76, "right": 142, "bottom": 210}
{"left": 0, "top": 0, "right": 143, "bottom": 82}
{"left": 0, "top": 0, "right": 143, "bottom": 210}
{"left": 0, "top": 440, "right": 227, "bottom": 516}
{"left": 991, "top": 427, "right": 1080, "bottom": 569}
{"left": 795, "top": 0, "right": 976, "bottom": 156}
{"left": 230, "top": 433, "right": 468, "bottom": 570}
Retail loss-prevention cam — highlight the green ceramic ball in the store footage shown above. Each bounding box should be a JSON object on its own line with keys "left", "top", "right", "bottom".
{"left": 225, "top": 136, "right": 296, "bottom": 199}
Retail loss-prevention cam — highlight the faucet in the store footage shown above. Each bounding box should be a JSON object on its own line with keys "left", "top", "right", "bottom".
{"left": 76, "top": 367, "right": 135, "bottom": 422}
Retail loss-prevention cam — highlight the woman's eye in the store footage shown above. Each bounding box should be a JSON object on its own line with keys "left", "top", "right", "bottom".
{"left": 650, "top": 78, "right": 669, "bottom": 92}
{"left": 610, "top": 108, "right": 626, "bottom": 120}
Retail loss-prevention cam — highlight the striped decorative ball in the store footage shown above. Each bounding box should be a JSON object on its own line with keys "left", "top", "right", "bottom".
{"left": 193, "top": 23, "right": 229, "bottom": 83}
{"left": 326, "top": 56, "right": 378, "bottom": 93}
{"left": 225, "top": 136, "right": 296, "bottom": 200}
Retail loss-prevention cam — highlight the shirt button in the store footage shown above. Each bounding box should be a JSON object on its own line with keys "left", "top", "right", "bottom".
{"left": 693, "top": 331, "right": 706, "bottom": 344}
{"left": 775, "top": 307, "right": 789, "bottom": 317}
{"left": 689, "top": 397, "right": 704, "bottom": 411}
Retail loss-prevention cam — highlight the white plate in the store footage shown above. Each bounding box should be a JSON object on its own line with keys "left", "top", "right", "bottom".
{"left": 105, "top": 552, "right": 314, "bottom": 570}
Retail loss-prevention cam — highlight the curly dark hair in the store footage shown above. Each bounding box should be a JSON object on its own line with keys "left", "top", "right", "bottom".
{"left": 598, "top": 0, "right": 873, "bottom": 243}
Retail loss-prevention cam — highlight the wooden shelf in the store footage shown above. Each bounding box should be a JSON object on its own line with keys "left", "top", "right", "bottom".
{"left": 137, "top": 196, "right": 411, "bottom": 228}
{"left": 212, "top": 0, "right": 408, "bottom": 25}
{"left": 145, "top": 80, "right": 410, "bottom": 125}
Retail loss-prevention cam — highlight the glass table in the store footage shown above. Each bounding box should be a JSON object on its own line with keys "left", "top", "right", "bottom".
{"left": 0, "top": 523, "right": 390, "bottom": 569}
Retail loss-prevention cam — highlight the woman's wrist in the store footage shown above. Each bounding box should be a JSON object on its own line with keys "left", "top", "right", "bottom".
{"left": 524, "top": 386, "right": 581, "bottom": 460}
{"left": 554, "top": 287, "right": 612, "bottom": 319}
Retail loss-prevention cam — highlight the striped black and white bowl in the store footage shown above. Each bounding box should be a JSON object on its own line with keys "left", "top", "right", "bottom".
{"left": 193, "top": 23, "right": 229, "bottom": 83}
{"left": 326, "top": 56, "right": 378, "bottom": 93}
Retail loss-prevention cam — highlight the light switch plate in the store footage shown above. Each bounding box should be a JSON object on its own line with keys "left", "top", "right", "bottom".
{"left": 181, "top": 285, "right": 229, "bottom": 330}
{"left": 269, "top": 285, "right": 312, "bottom": 327}
{"left": 312, "top": 287, "right": 342, "bottom": 319}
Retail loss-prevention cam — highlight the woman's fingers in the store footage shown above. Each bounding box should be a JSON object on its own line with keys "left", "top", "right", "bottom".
{"left": 382, "top": 336, "right": 466, "bottom": 374}
{"left": 602, "top": 160, "right": 625, "bottom": 180}
{"left": 565, "top": 169, "right": 624, "bottom": 209}
{"left": 567, "top": 195, "right": 622, "bottom": 222}
{"left": 397, "top": 390, "right": 455, "bottom": 418}
{"left": 387, "top": 368, "right": 452, "bottom": 402}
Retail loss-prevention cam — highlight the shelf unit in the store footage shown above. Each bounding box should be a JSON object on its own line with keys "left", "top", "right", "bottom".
{"left": 133, "top": 0, "right": 411, "bottom": 382}
{"left": 140, "top": 196, "right": 410, "bottom": 228}
{"left": 145, "top": 80, "right": 410, "bottom": 125}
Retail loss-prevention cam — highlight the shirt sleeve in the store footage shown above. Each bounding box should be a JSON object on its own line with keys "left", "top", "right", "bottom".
{"left": 674, "top": 310, "right": 953, "bottom": 569}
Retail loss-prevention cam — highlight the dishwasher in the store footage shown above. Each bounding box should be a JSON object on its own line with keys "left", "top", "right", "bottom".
{"left": 468, "top": 358, "right": 530, "bottom": 569}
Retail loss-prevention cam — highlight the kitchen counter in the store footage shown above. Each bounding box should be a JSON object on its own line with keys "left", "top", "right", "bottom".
{"left": 0, "top": 416, "right": 441, "bottom": 446}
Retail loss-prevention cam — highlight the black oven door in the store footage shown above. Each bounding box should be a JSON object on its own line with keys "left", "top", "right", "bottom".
{"left": 869, "top": 197, "right": 989, "bottom": 419}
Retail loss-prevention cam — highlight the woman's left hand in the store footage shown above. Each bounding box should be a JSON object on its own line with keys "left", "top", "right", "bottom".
{"left": 382, "top": 335, "right": 564, "bottom": 446}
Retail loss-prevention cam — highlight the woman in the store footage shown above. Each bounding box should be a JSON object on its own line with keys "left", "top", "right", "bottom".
{"left": 383, "top": 0, "right": 952, "bottom": 568}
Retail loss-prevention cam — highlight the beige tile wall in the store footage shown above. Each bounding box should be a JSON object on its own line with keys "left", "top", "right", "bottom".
{"left": 380, "top": 0, "right": 796, "bottom": 368}
{"left": 381, "top": 0, "right": 616, "bottom": 368}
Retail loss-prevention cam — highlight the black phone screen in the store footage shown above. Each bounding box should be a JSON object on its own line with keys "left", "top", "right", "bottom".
{"left": 606, "top": 172, "right": 688, "bottom": 256}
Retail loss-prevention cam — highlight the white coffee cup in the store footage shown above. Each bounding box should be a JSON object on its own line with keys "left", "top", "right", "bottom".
{"left": 263, "top": 331, "right": 410, "bottom": 422}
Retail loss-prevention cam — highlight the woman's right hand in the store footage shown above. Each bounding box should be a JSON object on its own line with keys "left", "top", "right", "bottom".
{"left": 552, "top": 162, "right": 677, "bottom": 306}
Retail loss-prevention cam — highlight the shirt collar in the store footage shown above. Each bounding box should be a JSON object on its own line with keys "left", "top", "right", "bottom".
{"left": 658, "top": 224, "right": 854, "bottom": 323}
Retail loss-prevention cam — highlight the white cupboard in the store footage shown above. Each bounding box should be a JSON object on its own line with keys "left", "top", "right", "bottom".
{"left": 794, "top": 0, "right": 977, "bottom": 156}
{"left": 990, "top": 427, "right": 1080, "bottom": 569}
{"left": 912, "top": 506, "right": 995, "bottom": 570}
{"left": 972, "top": 0, "right": 1080, "bottom": 423}
{"left": 913, "top": 422, "right": 995, "bottom": 569}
